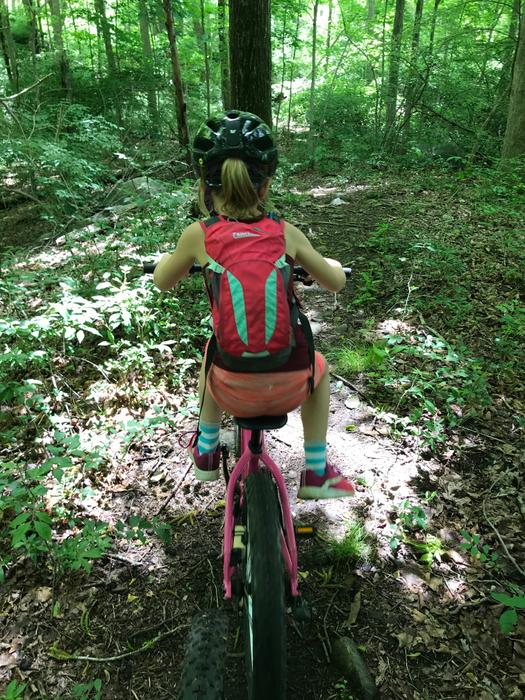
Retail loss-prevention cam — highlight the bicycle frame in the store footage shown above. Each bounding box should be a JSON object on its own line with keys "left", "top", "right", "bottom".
{"left": 223, "top": 427, "right": 300, "bottom": 600}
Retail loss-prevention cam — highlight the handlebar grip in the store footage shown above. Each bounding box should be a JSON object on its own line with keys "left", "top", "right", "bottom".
{"left": 342, "top": 267, "right": 352, "bottom": 277}
{"left": 142, "top": 262, "right": 202, "bottom": 275}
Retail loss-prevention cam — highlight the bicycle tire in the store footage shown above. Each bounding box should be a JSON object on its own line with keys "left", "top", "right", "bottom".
{"left": 178, "top": 609, "right": 228, "bottom": 700}
{"left": 243, "top": 469, "right": 287, "bottom": 700}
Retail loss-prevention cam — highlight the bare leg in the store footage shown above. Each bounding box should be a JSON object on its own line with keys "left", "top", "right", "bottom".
{"left": 198, "top": 358, "right": 222, "bottom": 425}
{"left": 300, "top": 359, "right": 330, "bottom": 443}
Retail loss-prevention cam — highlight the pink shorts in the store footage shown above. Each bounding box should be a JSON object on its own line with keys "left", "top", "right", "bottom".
{"left": 207, "top": 352, "right": 326, "bottom": 418}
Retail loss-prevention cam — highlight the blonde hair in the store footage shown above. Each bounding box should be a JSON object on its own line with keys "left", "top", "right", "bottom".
{"left": 198, "top": 158, "right": 266, "bottom": 219}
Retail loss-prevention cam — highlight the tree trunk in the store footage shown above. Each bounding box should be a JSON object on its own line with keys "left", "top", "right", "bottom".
{"left": 384, "top": 0, "right": 404, "bottom": 140}
{"left": 502, "top": 8, "right": 525, "bottom": 158}
{"left": 200, "top": 0, "right": 211, "bottom": 117}
{"left": 275, "top": 7, "right": 288, "bottom": 129}
{"left": 307, "top": 0, "right": 320, "bottom": 161}
{"left": 163, "top": 0, "right": 190, "bottom": 152}
{"left": 378, "top": 0, "right": 389, "bottom": 119}
{"left": 403, "top": 0, "right": 424, "bottom": 129}
{"left": 21, "top": 0, "right": 40, "bottom": 66}
{"left": 365, "top": 0, "right": 376, "bottom": 81}
{"left": 94, "top": 0, "right": 121, "bottom": 121}
{"left": 229, "top": 0, "right": 272, "bottom": 126}
{"left": 138, "top": 0, "right": 159, "bottom": 125}
{"left": 94, "top": 0, "right": 117, "bottom": 75}
{"left": 498, "top": 0, "right": 522, "bottom": 96}
{"left": 287, "top": 12, "right": 301, "bottom": 131}
{"left": 0, "top": 0, "right": 19, "bottom": 91}
{"left": 326, "top": 0, "right": 332, "bottom": 72}
{"left": 218, "top": 0, "right": 230, "bottom": 109}
{"left": 49, "top": 0, "right": 71, "bottom": 95}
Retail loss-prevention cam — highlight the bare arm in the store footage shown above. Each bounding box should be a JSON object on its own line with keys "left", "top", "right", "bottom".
{"left": 153, "top": 222, "right": 202, "bottom": 291}
{"left": 288, "top": 223, "right": 346, "bottom": 293}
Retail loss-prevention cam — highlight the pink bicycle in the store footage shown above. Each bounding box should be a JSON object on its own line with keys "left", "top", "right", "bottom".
{"left": 144, "top": 262, "right": 351, "bottom": 700}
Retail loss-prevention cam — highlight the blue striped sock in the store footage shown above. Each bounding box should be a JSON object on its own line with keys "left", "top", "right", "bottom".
{"left": 197, "top": 421, "right": 220, "bottom": 454}
{"left": 305, "top": 442, "right": 326, "bottom": 476}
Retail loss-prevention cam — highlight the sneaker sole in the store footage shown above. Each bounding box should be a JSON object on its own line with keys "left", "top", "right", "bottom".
{"left": 297, "top": 485, "right": 354, "bottom": 499}
{"left": 187, "top": 448, "right": 220, "bottom": 481}
{"left": 193, "top": 465, "right": 220, "bottom": 481}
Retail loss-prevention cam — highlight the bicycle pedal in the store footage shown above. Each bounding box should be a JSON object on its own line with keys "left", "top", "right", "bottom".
{"left": 294, "top": 524, "right": 316, "bottom": 539}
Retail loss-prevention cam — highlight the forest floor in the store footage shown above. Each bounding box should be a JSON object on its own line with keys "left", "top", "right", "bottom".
{"left": 1, "top": 167, "right": 524, "bottom": 700}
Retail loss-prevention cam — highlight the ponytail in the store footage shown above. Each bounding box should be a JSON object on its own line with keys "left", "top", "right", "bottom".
{"left": 198, "top": 158, "right": 268, "bottom": 218}
{"left": 221, "top": 159, "right": 260, "bottom": 214}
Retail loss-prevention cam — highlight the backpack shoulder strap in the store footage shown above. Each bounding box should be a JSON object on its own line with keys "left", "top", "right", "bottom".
{"left": 200, "top": 216, "right": 221, "bottom": 232}
{"left": 267, "top": 211, "right": 282, "bottom": 224}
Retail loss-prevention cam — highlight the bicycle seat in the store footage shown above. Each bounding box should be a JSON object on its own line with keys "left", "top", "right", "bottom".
{"left": 234, "top": 415, "right": 287, "bottom": 430}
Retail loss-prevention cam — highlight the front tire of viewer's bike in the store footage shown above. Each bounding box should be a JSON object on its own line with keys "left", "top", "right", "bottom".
{"left": 178, "top": 609, "right": 228, "bottom": 700}
{"left": 244, "top": 469, "right": 287, "bottom": 700}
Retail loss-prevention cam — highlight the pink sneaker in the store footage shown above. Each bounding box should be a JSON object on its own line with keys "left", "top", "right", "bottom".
{"left": 187, "top": 433, "right": 221, "bottom": 481}
{"left": 297, "top": 464, "right": 355, "bottom": 499}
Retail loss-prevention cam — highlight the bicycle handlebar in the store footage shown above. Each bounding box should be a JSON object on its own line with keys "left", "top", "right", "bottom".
{"left": 142, "top": 262, "right": 352, "bottom": 280}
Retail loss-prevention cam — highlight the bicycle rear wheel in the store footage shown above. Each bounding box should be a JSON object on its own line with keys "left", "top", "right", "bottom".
{"left": 178, "top": 609, "right": 228, "bottom": 700}
{"left": 243, "top": 469, "right": 286, "bottom": 700}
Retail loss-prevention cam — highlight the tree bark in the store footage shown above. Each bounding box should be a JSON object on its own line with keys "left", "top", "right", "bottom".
{"left": 229, "top": 0, "right": 272, "bottom": 126}
{"left": 384, "top": 0, "right": 404, "bottom": 140}
{"left": 287, "top": 11, "right": 301, "bottom": 131}
{"left": 49, "top": 0, "right": 71, "bottom": 95}
{"left": 365, "top": 0, "right": 376, "bottom": 81}
{"left": 163, "top": 0, "right": 190, "bottom": 152}
{"left": 307, "top": 0, "right": 320, "bottom": 161}
{"left": 200, "top": 0, "right": 211, "bottom": 117}
{"left": 218, "top": 0, "right": 230, "bottom": 109}
{"left": 21, "top": 0, "right": 40, "bottom": 66}
{"left": 502, "top": 8, "right": 525, "bottom": 159}
{"left": 275, "top": 7, "right": 288, "bottom": 129}
{"left": 403, "top": 0, "right": 424, "bottom": 129}
{"left": 0, "top": 0, "right": 19, "bottom": 91}
{"left": 138, "top": 0, "right": 159, "bottom": 125}
{"left": 326, "top": 0, "right": 332, "bottom": 72}
{"left": 94, "top": 0, "right": 117, "bottom": 75}
{"left": 498, "top": 0, "right": 522, "bottom": 96}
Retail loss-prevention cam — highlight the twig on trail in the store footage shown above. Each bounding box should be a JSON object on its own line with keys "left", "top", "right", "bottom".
{"left": 72, "top": 356, "right": 111, "bottom": 381}
{"left": 517, "top": 494, "right": 525, "bottom": 521}
{"left": 128, "top": 613, "right": 181, "bottom": 639}
{"left": 330, "top": 371, "right": 369, "bottom": 402}
{"left": 459, "top": 426, "right": 507, "bottom": 444}
{"left": 323, "top": 589, "right": 339, "bottom": 656}
{"left": 401, "top": 270, "right": 414, "bottom": 318}
{"left": 49, "top": 624, "right": 187, "bottom": 662}
{"left": 482, "top": 476, "right": 525, "bottom": 580}
{"left": 155, "top": 462, "right": 192, "bottom": 516}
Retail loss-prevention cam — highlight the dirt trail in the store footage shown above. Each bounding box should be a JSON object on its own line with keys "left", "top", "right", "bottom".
{"left": 2, "top": 179, "right": 523, "bottom": 700}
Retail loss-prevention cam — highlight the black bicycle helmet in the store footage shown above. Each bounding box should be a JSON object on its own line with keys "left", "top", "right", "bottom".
{"left": 193, "top": 110, "right": 278, "bottom": 188}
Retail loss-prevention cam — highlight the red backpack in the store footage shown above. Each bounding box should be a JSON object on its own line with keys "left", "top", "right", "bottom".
{"left": 201, "top": 213, "right": 313, "bottom": 377}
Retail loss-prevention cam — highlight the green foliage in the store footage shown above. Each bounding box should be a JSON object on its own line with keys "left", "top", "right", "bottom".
{"left": 389, "top": 494, "right": 444, "bottom": 565}
{"left": 0, "top": 680, "right": 26, "bottom": 700}
{"left": 0, "top": 105, "right": 120, "bottom": 220}
{"left": 330, "top": 342, "right": 387, "bottom": 375}
{"left": 460, "top": 530, "right": 498, "bottom": 565}
{"left": 71, "top": 679, "right": 103, "bottom": 700}
{"left": 329, "top": 521, "right": 372, "bottom": 562}
{"left": 491, "top": 588, "right": 525, "bottom": 636}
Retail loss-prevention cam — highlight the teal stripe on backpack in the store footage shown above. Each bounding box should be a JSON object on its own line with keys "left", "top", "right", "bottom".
{"left": 227, "top": 271, "right": 248, "bottom": 345}
{"left": 265, "top": 269, "right": 277, "bottom": 344}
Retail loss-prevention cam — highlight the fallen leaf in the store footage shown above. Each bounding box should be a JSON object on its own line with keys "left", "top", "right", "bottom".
{"left": 346, "top": 591, "right": 362, "bottom": 627}
{"left": 0, "top": 653, "right": 17, "bottom": 670}
{"left": 345, "top": 396, "right": 360, "bottom": 410}
{"left": 35, "top": 587, "right": 53, "bottom": 603}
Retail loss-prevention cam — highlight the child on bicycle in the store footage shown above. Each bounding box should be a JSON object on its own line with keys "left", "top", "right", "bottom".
{"left": 154, "top": 110, "right": 354, "bottom": 499}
